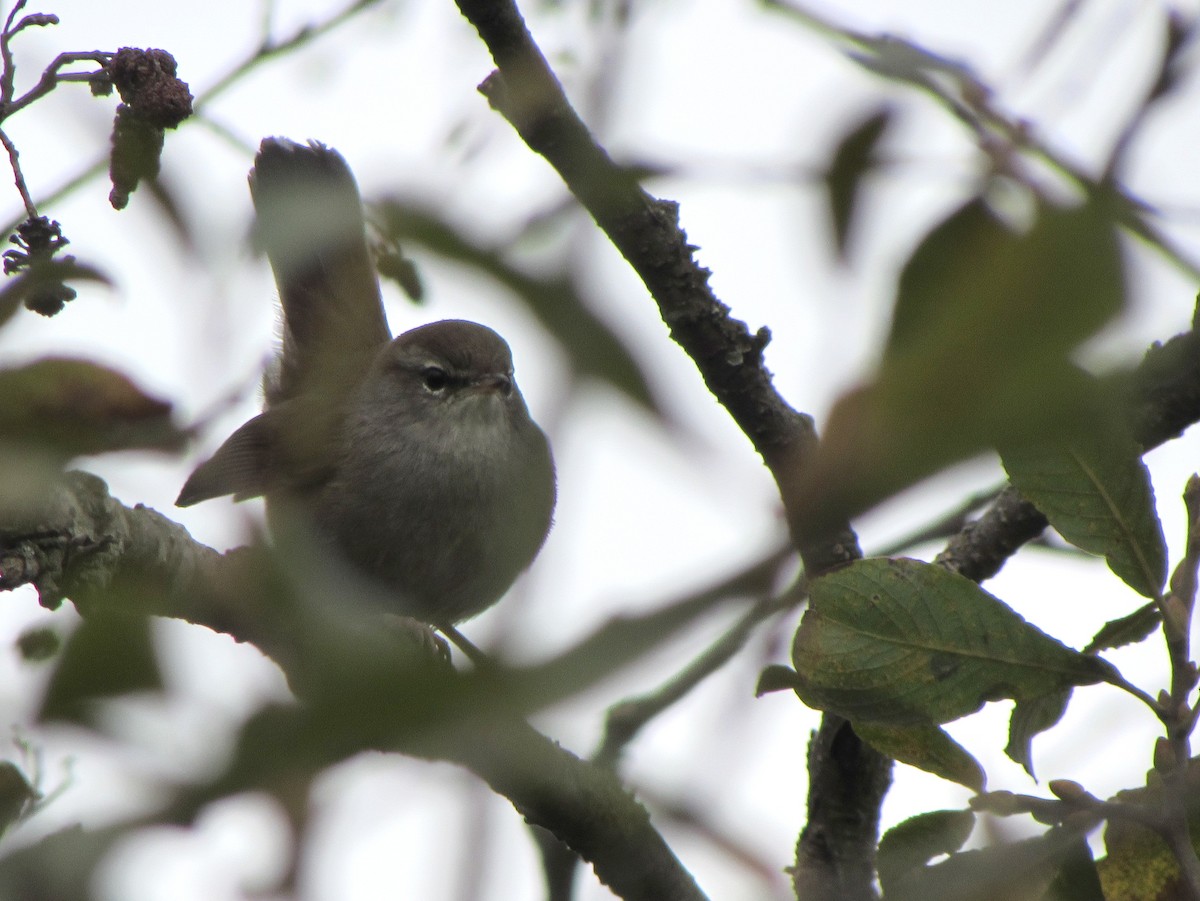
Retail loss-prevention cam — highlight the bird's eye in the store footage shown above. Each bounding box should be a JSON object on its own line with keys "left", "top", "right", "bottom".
{"left": 421, "top": 366, "right": 449, "bottom": 393}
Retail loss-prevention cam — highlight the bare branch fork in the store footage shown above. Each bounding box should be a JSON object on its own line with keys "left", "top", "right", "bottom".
{"left": 0, "top": 1, "right": 111, "bottom": 218}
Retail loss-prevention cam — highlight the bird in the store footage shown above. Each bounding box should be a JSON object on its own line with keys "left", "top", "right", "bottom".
{"left": 177, "top": 138, "right": 555, "bottom": 626}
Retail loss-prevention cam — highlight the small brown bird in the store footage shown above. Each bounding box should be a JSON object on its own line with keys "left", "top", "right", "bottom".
{"left": 177, "top": 139, "right": 555, "bottom": 625}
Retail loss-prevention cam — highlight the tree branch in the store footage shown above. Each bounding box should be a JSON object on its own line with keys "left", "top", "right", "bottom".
{"left": 453, "top": 0, "right": 849, "bottom": 553}
{"left": 795, "top": 716, "right": 892, "bottom": 901}
{"left": 0, "top": 470, "right": 265, "bottom": 637}
{"left": 0, "top": 472, "right": 709, "bottom": 901}
{"left": 450, "top": 3, "right": 887, "bottom": 899}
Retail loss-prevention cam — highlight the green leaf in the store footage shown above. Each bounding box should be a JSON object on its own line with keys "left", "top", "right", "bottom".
{"left": 1005, "top": 687, "right": 1071, "bottom": 778}
{"left": 1002, "top": 431, "right": 1167, "bottom": 598}
{"left": 791, "top": 558, "right": 1106, "bottom": 726}
{"left": 755, "top": 664, "right": 801, "bottom": 696}
{"left": 1083, "top": 602, "right": 1161, "bottom": 655}
{"left": 854, "top": 722, "right": 985, "bottom": 791}
{"left": 40, "top": 614, "right": 163, "bottom": 723}
{"left": 824, "top": 106, "right": 892, "bottom": 259}
{"left": 878, "top": 808, "right": 975, "bottom": 896}
{"left": 796, "top": 192, "right": 1125, "bottom": 529}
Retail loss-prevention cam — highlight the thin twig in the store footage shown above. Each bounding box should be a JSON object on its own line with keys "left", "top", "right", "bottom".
{"left": 0, "top": 0, "right": 110, "bottom": 120}
{"left": 1015, "top": 0, "right": 1086, "bottom": 77}
{"left": 0, "top": 7, "right": 108, "bottom": 225}
{"left": 2, "top": 50, "right": 111, "bottom": 119}
{"left": 0, "top": 2, "right": 111, "bottom": 222}
{"left": 0, "top": 0, "right": 28, "bottom": 106}
{"left": 1, "top": 0, "right": 384, "bottom": 236}
{"left": 879, "top": 483, "right": 1006, "bottom": 554}
{"left": 594, "top": 569, "right": 792, "bottom": 769}
{"left": 632, "top": 782, "right": 791, "bottom": 896}
{"left": 762, "top": 0, "right": 1200, "bottom": 284}
{"left": 195, "top": 0, "right": 383, "bottom": 113}
{"left": 0, "top": 127, "right": 34, "bottom": 217}
{"left": 448, "top": 4, "right": 876, "bottom": 898}
{"left": 1, "top": 156, "right": 105, "bottom": 236}
{"left": 1103, "top": 10, "right": 1197, "bottom": 181}
{"left": 1101, "top": 667, "right": 1164, "bottom": 716}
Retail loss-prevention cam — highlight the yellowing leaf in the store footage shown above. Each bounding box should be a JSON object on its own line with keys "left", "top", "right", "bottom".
{"left": 795, "top": 193, "right": 1125, "bottom": 531}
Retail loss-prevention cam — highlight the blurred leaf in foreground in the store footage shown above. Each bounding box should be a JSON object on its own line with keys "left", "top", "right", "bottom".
{"left": 877, "top": 808, "right": 975, "bottom": 896}
{"left": 39, "top": 614, "right": 162, "bottom": 724}
{"left": 796, "top": 191, "right": 1125, "bottom": 533}
{"left": 824, "top": 105, "right": 893, "bottom": 260}
{"left": 0, "top": 358, "right": 182, "bottom": 459}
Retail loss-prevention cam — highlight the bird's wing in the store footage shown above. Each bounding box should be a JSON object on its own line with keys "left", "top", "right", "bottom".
{"left": 250, "top": 138, "right": 391, "bottom": 407}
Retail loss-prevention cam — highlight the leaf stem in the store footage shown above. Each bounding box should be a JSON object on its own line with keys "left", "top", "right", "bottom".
{"left": 1102, "top": 668, "right": 1163, "bottom": 716}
